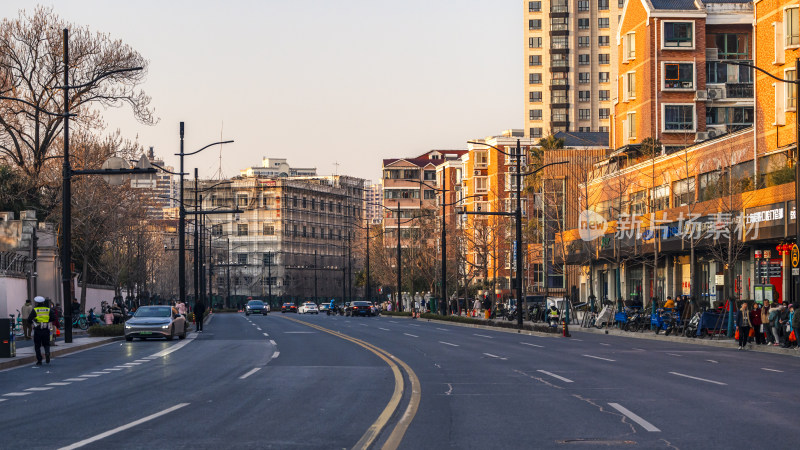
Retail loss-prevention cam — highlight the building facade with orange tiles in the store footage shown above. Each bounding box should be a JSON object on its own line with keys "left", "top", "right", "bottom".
{"left": 557, "top": 0, "right": 800, "bottom": 308}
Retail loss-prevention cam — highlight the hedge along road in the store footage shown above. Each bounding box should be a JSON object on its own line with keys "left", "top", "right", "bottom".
{"left": 281, "top": 315, "right": 420, "bottom": 450}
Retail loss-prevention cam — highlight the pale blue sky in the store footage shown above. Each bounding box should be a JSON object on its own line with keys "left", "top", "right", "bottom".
{"left": 1, "top": 1, "right": 521, "bottom": 182}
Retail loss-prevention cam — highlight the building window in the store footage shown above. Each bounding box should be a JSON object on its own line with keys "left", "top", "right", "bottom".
{"left": 529, "top": 55, "right": 542, "bottom": 66}
{"left": 706, "top": 106, "right": 754, "bottom": 127}
{"left": 237, "top": 194, "right": 248, "bottom": 207}
{"left": 673, "top": 178, "right": 695, "bottom": 206}
{"left": 579, "top": 91, "right": 590, "bottom": 102}
{"left": 579, "top": 109, "right": 591, "bottom": 120}
{"left": 529, "top": 37, "right": 542, "bottom": 48}
{"left": 630, "top": 190, "right": 646, "bottom": 215}
{"left": 578, "top": 18, "right": 589, "bottom": 29}
{"left": 552, "top": 36, "right": 568, "bottom": 49}
{"left": 529, "top": 91, "right": 543, "bottom": 102}
{"left": 530, "top": 127, "right": 543, "bottom": 138}
{"left": 578, "top": 0, "right": 589, "bottom": 11}
{"left": 552, "top": 108, "right": 568, "bottom": 122}
{"left": 528, "top": 1, "right": 541, "bottom": 12}
{"left": 423, "top": 190, "right": 436, "bottom": 199}
{"left": 237, "top": 254, "right": 248, "bottom": 265}
{"left": 530, "top": 109, "right": 543, "bottom": 120}
{"left": 263, "top": 253, "right": 274, "bottom": 266}
{"left": 302, "top": 197, "right": 307, "bottom": 208}
{"left": 599, "top": 90, "right": 610, "bottom": 101}
{"left": 625, "top": 71, "right": 636, "bottom": 100}
{"left": 529, "top": 19, "right": 542, "bottom": 30}
{"left": 529, "top": 73, "right": 542, "bottom": 84}
{"left": 713, "top": 33, "right": 749, "bottom": 59}
{"left": 627, "top": 112, "right": 637, "bottom": 139}
{"left": 599, "top": 54, "right": 610, "bottom": 65}
{"left": 598, "top": 36, "right": 610, "bottom": 47}
{"left": 664, "top": 22, "right": 693, "bottom": 48}
{"left": 787, "top": 8, "right": 800, "bottom": 47}
{"left": 625, "top": 32, "right": 636, "bottom": 60}
{"left": 238, "top": 224, "right": 248, "bottom": 236}
{"left": 302, "top": 226, "right": 307, "bottom": 237}
{"left": 551, "top": 0, "right": 569, "bottom": 13}
{"left": 599, "top": 72, "right": 610, "bottom": 83}
{"left": 664, "top": 63, "right": 694, "bottom": 89}
{"left": 578, "top": 36, "right": 590, "bottom": 47}
{"left": 599, "top": 126, "right": 609, "bottom": 132}
{"left": 579, "top": 127, "right": 591, "bottom": 132}
{"left": 598, "top": 0, "right": 609, "bottom": 10}
{"left": 551, "top": 52, "right": 568, "bottom": 67}
{"left": 552, "top": 91, "right": 568, "bottom": 103}
{"left": 263, "top": 224, "right": 275, "bottom": 235}
{"left": 663, "top": 104, "right": 695, "bottom": 131}
{"left": 598, "top": 18, "right": 609, "bottom": 29}
{"left": 579, "top": 54, "right": 590, "bottom": 65}
{"left": 212, "top": 224, "right": 222, "bottom": 236}
{"left": 787, "top": 69, "right": 797, "bottom": 110}
{"left": 423, "top": 170, "right": 436, "bottom": 180}
{"left": 599, "top": 108, "right": 610, "bottom": 119}
{"left": 579, "top": 72, "right": 590, "bottom": 84}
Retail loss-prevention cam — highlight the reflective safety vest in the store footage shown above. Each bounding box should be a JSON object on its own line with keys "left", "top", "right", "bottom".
{"left": 34, "top": 306, "right": 51, "bottom": 327}
{"left": 549, "top": 309, "right": 559, "bottom": 318}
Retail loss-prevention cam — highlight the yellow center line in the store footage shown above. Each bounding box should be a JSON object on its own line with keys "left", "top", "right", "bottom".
{"left": 281, "top": 316, "right": 420, "bottom": 449}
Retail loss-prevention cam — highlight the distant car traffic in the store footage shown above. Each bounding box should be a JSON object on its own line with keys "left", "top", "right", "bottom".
{"left": 347, "top": 301, "right": 374, "bottom": 317}
{"left": 245, "top": 300, "right": 268, "bottom": 316}
{"left": 318, "top": 303, "right": 330, "bottom": 312}
{"left": 298, "top": 302, "right": 319, "bottom": 314}
{"left": 124, "top": 305, "right": 187, "bottom": 341}
{"left": 281, "top": 303, "right": 297, "bottom": 313}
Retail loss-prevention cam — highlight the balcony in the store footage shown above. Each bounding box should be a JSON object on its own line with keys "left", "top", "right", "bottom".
{"left": 551, "top": 113, "right": 569, "bottom": 122}
{"left": 550, "top": 6, "right": 569, "bottom": 13}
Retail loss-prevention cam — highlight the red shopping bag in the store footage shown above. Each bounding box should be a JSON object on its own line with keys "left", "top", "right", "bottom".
{"left": 734, "top": 329, "right": 740, "bottom": 340}
{"left": 748, "top": 328, "right": 755, "bottom": 338}
{"left": 790, "top": 331, "right": 797, "bottom": 342}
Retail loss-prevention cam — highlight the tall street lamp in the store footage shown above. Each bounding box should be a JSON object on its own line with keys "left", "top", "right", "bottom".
{"left": 176, "top": 128, "right": 233, "bottom": 309}
{"left": 370, "top": 201, "right": 420, "bottom": 311}
{"left": 464, "top": 139, "right": 567, "bottom": 329}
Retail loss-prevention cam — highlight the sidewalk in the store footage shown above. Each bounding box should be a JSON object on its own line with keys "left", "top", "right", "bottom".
{"left": 0, "top": 335, "right": 122, "bottom": 371}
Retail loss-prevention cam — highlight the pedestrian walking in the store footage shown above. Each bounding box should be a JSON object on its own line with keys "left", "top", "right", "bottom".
{"left": 736, "top": 302, "right": 751, "bottom": 350}
{"left": 779, "top": 304, "right": 791, "bottom": 347}
{"left": 791, "top": 304, "right": 800, "bottom": 350}
{"left": 751, "top": 302, "right": 764, "bottom": 345}
{"left": 176, "top": 300, "right": 187, "bottom": 316}
{"left": 21, "top": 299, "right": 33, "bottom": 340}
{"left": 473, "top": 298, "right": 481, "bottom": 317}
{"left": 482, "top": 295, "right": 491, "bottom": 320}
{"left": 28, "top": 296, "right": 54, "bottom": 365}
{"left": 50, "top": 300, "right": 60, "bottom": 345}
{"left": 762, "top": 302, "right": 773, "bottom": 344}
{"left": 768, "top": 302, "right": 782, "bottom": 345}
{"left": 193, "top": 301, "right": 206, "bottom": 332}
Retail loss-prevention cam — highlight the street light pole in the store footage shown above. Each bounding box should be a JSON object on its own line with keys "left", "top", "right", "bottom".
{"left": 397, "top": 202, "right": 402, "bottom": 312}
{"left": 179, "top": 122, "right": 186, "bottom": 309}
{"left": 515, "top": 140, "right": 524, "bottom": 330}
{"left": 441, "top": 169, "right": 448, "bottom": 316}
{"left": 61, "top": 28, "right": 73, "bottom": 340}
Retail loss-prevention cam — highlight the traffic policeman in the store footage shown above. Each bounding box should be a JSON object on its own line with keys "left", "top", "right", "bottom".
{"left": 27, "top": 296, "right": 55, "bottom": 365}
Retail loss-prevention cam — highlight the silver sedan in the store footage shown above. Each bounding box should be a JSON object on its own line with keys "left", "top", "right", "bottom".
{"left": 124, "top": 306, "right": 187, "bottom": 341}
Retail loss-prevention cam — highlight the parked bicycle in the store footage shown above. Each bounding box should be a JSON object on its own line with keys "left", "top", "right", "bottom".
{"left": 9, "top": 310, "right": 24, "bottom": 337}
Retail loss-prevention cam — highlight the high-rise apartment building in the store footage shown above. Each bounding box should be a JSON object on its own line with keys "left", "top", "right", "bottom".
{"left": 364, "top": 182, "right": 384, "bottom": 226}
{"left": 524, "top": 0, "right": 620, "bottom": 138}
{"left": 131, "top": 147, "right": 178, "bottom": 220}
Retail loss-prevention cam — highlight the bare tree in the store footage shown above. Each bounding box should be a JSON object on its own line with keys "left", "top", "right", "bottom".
{"left": 0, "top": 6, "right": 155, "bottom": 209}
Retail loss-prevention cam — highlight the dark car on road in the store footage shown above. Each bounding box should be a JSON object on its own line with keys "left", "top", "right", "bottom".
{"left": 347, "top": 301, "right": 374, "bottom": 317}
{"left": 245, "top": 300, "right": 268, "bottom": 316}
{"left": 281, "top": 303, "right": 297, "bottom": 313}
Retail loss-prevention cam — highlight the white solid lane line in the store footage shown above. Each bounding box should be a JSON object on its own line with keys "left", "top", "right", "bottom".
{"left": 582, "top": 354, "right": 615, "bottom": 362}
{"left": 474, "top": 334, "right": 493, "bottom": 339}
{"left": 239, "top": 368, "right": 261, "bottom": 379}
{"left": 439, "top": 341, "right": 459, "bottom": 347}
{"left": 762, "top": 368, "right": 784, "bottom": 373}
{"left": 668, "top": 371, "right": 727, "bottom": 385}
{"left": 520, "top": 342, "right": 544, "bottom": 348}
{"left": 404, "top": 333, "right": 419, "bottom": 338}
{"left": 537, "top": 370, "right": 573, "bottom": 383}
{"left": 58, "top": 403, "right": 190, "bottom": 450}
{"left": 608, "top": 403, "right": 660, "bottom": 432}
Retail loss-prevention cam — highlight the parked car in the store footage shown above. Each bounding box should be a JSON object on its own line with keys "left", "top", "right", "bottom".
{"left": 347, "top": 301, "right": 374, "bottom": 317}
{"left": 281, "top": 303, "right": 298, "bottom": 313}
{"left": 318, "top": 303, "right": 330, "bottom": 312}
{"left": 124, "top": 305, "right": 187, "bottom": 341}
{"left": 245, "top": 300, "right": 268, "bottom": 316}
{"left": 299, "top": 302, "right": 319, "bottom": 314}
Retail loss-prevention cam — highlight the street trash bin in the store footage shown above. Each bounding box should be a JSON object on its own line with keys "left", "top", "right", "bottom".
{"left": 0, "top": 318, "right": 16, "bottom": 358}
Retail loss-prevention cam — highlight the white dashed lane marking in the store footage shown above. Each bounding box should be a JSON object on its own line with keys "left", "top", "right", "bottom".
{"left": 439, "top": 341, "right": 459, "bottom": 347}
{"left": 404, "top": 333, "right": 419, "bottom": 338}
{"left": 582, "top": 355, "right": 616, "bottom": 362}
{"left": 25, "top": 387, "right": 53, "bottom": 391}
{"left": 3, "top": 392, "right": 32, "bottom": 397}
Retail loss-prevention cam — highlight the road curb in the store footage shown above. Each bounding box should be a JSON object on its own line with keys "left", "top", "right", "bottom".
{"left": 0, "top": 336, "right": 123, "bottom": 371}
{"left": 389, "top": 314, "right": 800, "bottom": 357}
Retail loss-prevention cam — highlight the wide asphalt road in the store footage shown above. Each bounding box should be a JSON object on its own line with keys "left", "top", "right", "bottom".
{"left": 2, "top": 312, "right": 799, "bottom": 449}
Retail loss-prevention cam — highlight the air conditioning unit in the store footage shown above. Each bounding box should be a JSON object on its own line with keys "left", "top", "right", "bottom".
{"left": 695, "top": 132, "right": 709, "bottom": 142}
{"left": 474, "top": 170, "right": 481, "bottom": 176}
{"left": 705, "top": 48, "right": 718, "bottom": 60}
{"left": 694, "top": 90, "right": 707, "bottom": 101}
{"left": 706, "top": 126, "right": 727, "bottom": 138}
{"left": 707, "top": 87, "right": 725, "bottom": 100}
